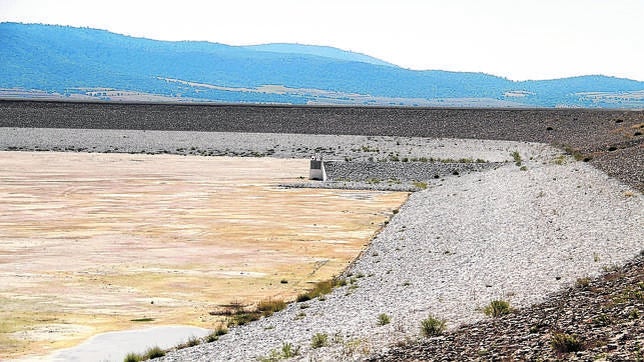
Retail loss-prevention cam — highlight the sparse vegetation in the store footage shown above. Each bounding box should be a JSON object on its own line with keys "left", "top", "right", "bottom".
{"left": 562, "top": 145, "right": 589, "bottom": 162}
{"left": 550, "top": 332, "right": 583, "bottom": 353}
{"left": 176, "top": 336, "right": 201, "bottom": 350}
{"left": 280, "top": 342, "right": 299, "bottom": 358}
{"left": 258, "top": 342, "right": 300, "bottom": 361}
{"left": 483, "top": 300, "right": 512, "bottom": 317}
{"left": 144, "top": 347, "right": 166, "bottom": 360}
{"left": 377, "top": 313, "right": 391, "bottom": 326}
{"left": 124, "top": 353, "right": 142, "bottom": 362}
{"left": 296, "top": 279, "right": 341, "bottom": 302}
{"left": 511, "top": 151, "right": 522, "bottom": 166}
{"left": 413, "top": 181, "right": 428, "bottom": 189}
{"left": 205, "top": 325, "right": 228, "bottom": 342}
{"left": 123, "top": 346, "right": 166, "bottom": 362}
{"left": 420, "top": 315, "right": 446, "bottom": 337}
{"left": 228, "top": 310, "right": 261, "bottom": 326}
{"left": 257, "top": 299, "right": 287, "bottom": 317}
{"left": 217, "top": 298, "right": 287, "bottom": 327}
{"left": 311, "top": 333, "right": 329, "bottom": 348}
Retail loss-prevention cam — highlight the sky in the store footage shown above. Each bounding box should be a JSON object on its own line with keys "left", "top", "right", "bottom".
{"left": 1, "top": 0, "right": 643, "bottom": 81}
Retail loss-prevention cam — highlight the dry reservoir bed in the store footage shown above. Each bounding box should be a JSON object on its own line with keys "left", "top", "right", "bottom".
{"left": 0, "top": 151, "right": 407, "bottom": 360}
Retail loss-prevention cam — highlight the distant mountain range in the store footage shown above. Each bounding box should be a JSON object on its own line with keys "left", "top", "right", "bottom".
{"left": 1, "top": 22, "right": 644, "bottom": 108}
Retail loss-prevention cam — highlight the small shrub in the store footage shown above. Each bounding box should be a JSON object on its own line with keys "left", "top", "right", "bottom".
{"left": 311, "top": 333, "right": 328, "bottom": 348}
{"left": 484, "top": 300, "right": 512, "bottom": 317}
{"left": 205, "top": 330, "right": 222, "bottom": 343}
{"left": 281, "top": 342, "right": 300, "bottom": 357}
{"left": 551, "top": 332, "right": 583, "bottom": 353}
{"left": 511, "top": 151, "right": 522, "bottom": 166}
{"left": 520, "top": 165, "right": 528, "bottom": 171}
{"left": 177, "top": 336, "right": 201, "bottom": 349}
{"left": 420, "top": 315, "right": 446, "bottom": 337}
{"left": 377, "top": 313, "right": 391, "bottom": 326}
{"left": 205, "top": 325, "right": 228, "bottom": 343}
{"left": 144, "top": 346, "right": 166, "bottom": 359}
{"left": 214, "top": 325, "right": 228, "bottom": 336}
{"left": 124, "top": 353, "right": 142, "bottom": 362}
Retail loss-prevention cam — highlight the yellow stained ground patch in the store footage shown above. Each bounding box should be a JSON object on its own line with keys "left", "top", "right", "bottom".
{"left": 0, "top": 151, "right": 408, "bottom": 360}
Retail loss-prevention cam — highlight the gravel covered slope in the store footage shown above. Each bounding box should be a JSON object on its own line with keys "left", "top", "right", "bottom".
{"left": 158, "top": 142, "right": 642, "bottom": 361}
{"left": 374, "top": 256, "right": 643, "bottom": 361}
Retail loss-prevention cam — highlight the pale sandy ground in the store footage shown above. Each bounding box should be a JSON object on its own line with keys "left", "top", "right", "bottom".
{"left": 0, "top": 151, "right": 408, "bottom": 360}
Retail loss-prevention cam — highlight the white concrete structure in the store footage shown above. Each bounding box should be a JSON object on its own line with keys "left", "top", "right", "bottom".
{"left": 309, "top": 154, "right": 327, "bottom": 181}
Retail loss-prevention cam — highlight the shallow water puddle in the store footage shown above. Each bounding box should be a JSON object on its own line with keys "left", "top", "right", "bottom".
{"left": 50, "top": 326, "right": 209, "bottom": 362}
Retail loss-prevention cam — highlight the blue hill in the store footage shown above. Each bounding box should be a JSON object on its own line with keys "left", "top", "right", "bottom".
{"left": 242, "top": 43, "right": 397, "bottom": 68}
{"left": 1, "top": 22, "right": 643, "bottom": 108}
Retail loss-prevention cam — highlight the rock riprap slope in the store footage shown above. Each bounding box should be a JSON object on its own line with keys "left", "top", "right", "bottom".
{"left": 158, "top": 142, "right": 642, "bottom": 361}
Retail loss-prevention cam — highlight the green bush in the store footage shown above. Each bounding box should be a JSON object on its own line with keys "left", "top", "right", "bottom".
{"left": 511, "top": 151, "right": 522, "bottom": 166}
{"left": 420, "top": 315, "right": 446, "bottom": 337}
{"left": 377, "top": 313, "right": 391, "bottom": 326}
{"left": 123, "top": 353, "right": 142, "bottom": 362}
{"left": 144, "top": 346, "right": 166, "bottom": 359}
{"left": 483, "top": 300, "right": 512, "bottom": 317}
{"left": 281, "top": 342, "right": 299, "bottom": 357}
{"left": 551, "top": 333, "right": 583, "bottom": 353}
{"left": 311, "top": 333, "right": 329, "bottom": 348}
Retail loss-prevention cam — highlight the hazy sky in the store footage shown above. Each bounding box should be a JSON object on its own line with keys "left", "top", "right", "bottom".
{"left": 2, "top": 0, "right": 643, "bottom": 81}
